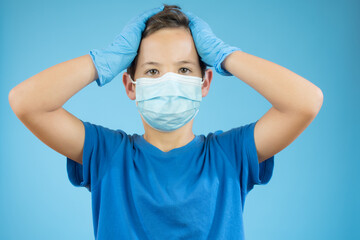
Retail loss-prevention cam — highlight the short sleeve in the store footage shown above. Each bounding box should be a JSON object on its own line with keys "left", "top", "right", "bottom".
{"left": 241, "top": 120, "right": 274, "bottom": 195}
{"left": 66, "top": 120, "right": 125, "bottom": 192}
{"left": 214, "top": 120, "right": 275, "bottom": 196}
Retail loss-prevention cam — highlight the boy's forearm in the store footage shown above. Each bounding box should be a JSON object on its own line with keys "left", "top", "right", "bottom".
{"left": 222, "top": 51, "right": 323, "bottom": 115}
{"left": 9, "top": 54, "right": 98, "bottom": 114}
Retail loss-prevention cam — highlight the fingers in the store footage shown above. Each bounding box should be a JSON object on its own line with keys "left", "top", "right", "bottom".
{"left": 183, "top": 10, "right": 211, "bottom": 30}
{"left": 182, "top": 10, "right": 197, "bottom": 25}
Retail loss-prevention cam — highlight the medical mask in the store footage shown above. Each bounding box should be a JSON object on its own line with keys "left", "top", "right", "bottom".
{"left": 130, "top": 72, "right": 204, "bottom": 132}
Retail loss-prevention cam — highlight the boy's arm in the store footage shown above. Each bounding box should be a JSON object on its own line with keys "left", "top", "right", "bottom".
{"left": 222, "top": 51, "right": 323, "bottom": 163}
{"left": 8, "top": 54, "right": 98, "bottom": 164}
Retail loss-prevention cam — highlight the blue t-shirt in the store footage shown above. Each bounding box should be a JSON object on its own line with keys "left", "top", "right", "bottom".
{"left": 66, "top": 120, "right": 274, "bottom": 240}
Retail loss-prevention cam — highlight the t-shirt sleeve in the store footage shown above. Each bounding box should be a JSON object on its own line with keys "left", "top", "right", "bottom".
{"left": 215, "top": 120, "right": 275, "bottom": 196}
{"left": 66, "top": 120, "right": 125, "bottom": 192}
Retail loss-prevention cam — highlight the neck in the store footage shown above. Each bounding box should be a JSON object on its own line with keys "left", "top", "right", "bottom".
{"left": 142, "top": 120, "right": 195, "bottom": 152}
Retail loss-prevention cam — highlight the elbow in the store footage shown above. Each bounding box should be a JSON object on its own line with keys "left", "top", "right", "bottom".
{"left": 8, "top": 87, "right": 25, "bottom": 116}
{"left": 304, "top": 87, "right": 324, "bottom": 117}
{"left": 8, "top": 88, "right": 17, "bottom": 110}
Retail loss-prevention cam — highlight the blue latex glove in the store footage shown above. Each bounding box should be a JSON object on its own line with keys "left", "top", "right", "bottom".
{"left": 89, "top": 5, "right": 164, "bottom": 87}
{"left": 183, "top": 10, "right": 242, "bottom": 76}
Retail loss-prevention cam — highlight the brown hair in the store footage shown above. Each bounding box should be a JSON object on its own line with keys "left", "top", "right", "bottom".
{"left": 126, "top": 4, "right": 207, "bottom": 80}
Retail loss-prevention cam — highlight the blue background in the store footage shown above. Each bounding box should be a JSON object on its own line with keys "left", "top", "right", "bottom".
{"left": 1, "top": 0, "right": 359, "bottom": 239}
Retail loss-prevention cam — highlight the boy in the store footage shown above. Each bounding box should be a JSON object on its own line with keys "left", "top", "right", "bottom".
{"left": 8, "top": 4, "right": 323, "bottom": 240}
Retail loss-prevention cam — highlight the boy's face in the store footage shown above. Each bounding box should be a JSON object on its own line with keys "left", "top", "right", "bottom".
{"left": 135, "top": 27, "right": 203, "bottom": 80}
{"left": 123, "top": 27, "right": 213, "bottom": 101}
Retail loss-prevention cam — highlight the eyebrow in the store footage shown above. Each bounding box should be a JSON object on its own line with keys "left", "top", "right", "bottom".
{"left": 141, "top": 60, "right": 196, "bottom": 68}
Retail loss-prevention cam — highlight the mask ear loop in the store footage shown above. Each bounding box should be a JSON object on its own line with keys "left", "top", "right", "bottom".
{"left": 130, "top": 76, "right": 137, "bottom": 85}
{"left": 129, "top": 76, "right": 138, "bottom": 102}
{"left": 200, "top": 71, "right": 207, "bottom": 85}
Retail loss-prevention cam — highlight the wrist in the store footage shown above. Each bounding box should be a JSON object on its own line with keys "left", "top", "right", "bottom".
{"left": 216, "top": 48, "right": 242, "bottom": 76}
{"left": 222, "top": 51, "right": 237, "bottom": 71}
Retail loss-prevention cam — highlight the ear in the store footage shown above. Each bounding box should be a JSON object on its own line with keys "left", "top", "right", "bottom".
{"left": 122, "top": 72, "right": 136, "bottom": 100}
{"left": 201, "top": 68, "right": 213, "bottom": 97}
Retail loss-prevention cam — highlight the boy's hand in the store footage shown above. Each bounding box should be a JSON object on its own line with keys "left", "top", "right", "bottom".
{"left": 90, "top": 5, "right": 164, "bottom": 87}
{"left": 183, "top": 10, "right": 242, "bottom": 76}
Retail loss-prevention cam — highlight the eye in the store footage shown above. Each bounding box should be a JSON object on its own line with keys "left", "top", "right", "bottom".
{"left": 145, "top": 69, "right": 159, "bottom": 75}
{"left": 179, "top": 67, "right": 191, "bottom": 74}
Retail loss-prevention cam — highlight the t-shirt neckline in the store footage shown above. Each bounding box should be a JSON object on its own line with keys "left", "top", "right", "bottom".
{"left": 134, "top": 133, "right": 202, "bottom": 158}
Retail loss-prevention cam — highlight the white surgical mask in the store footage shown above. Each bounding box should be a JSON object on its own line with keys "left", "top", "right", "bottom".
{"left": 130, "top": 72, "right": 204, "bottom": 132}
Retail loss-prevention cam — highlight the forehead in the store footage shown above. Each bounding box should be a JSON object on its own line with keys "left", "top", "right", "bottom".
{"left": 137, "top": 28, "right": 198, "bottom": 65}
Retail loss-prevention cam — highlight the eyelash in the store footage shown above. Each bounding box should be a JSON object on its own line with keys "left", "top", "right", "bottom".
{"left": 145, "top": 68, "right": 192, "bottom": 75}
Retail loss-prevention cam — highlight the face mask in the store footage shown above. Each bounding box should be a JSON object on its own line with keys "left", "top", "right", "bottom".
{"left": 130, "top": 72, "right": 204, "bottom": 132}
